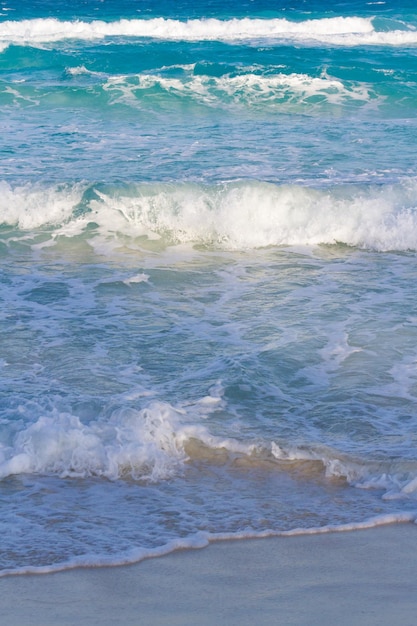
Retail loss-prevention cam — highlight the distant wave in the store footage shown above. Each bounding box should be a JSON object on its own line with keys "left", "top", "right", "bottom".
{"left": 0, "top": 67, "right": 380, "bottom": 114}
{"left": 0, "top": 16, "right": 417, "bottom": 47}
{"left": 1, "top": 179, "right": 417, "bottom": 252}
{"left": 101, "top": 70, "right": 375, "bottom": 111}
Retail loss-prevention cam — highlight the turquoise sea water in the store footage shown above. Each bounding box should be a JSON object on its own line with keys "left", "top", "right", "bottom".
{"left": 1, "top": 0, "right": 417, "bottom": 574}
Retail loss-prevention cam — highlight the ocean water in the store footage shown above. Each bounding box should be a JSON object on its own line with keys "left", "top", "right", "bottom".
{"left": 1, "top": 0, "right": 417, "bottom": 575}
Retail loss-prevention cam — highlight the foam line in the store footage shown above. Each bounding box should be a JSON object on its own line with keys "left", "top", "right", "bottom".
{"left": 0, "top": 512, "right": 415, "bottom": 578}
{"left": 0, "top": 16, "right": 416, "bottom": 46}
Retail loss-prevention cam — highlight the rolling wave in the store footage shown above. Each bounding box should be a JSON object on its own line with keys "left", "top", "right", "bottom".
{"left": 0, "top": 16, "right": 416, "bottom": 47}
{"left": 101, "top": 70, "right": 375, "bottom": 111}
{"left": 2, "top": 397, "right": 417, "bottom": 504}
{"left": 0, "top": 67, "right": 380, "bottom": 114}
{"left": 1, "top": 179, "right": 417, "bottom": 252}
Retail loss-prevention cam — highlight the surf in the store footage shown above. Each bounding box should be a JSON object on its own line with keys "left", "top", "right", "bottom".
{"left": 0, "top": 16, "right": 416, "bottom": 47}
{"left": 2, "top": 179, "right": 417, "bottom": 252}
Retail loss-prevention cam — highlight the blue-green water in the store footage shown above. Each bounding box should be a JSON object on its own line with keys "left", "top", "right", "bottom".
{"left": 1, "top": 0, "right": 417, "bottom": 575}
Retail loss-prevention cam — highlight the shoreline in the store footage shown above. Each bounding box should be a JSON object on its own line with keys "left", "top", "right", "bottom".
{"left": 1, "top": 523, "right": 417, "bottom": 625}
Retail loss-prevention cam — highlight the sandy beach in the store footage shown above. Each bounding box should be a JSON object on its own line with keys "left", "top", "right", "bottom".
{"left": 1, "top": 523, "right": 416, "bottom": 626}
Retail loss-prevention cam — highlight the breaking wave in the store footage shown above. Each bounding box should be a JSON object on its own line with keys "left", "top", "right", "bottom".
{"left": 2, "top": 398, "right": 417, "bottom": 504}
{"left": 101, "top": 70, "right": 375, "bottom": 111}
{"left": 2, "top": 178, "right": 417, "bottom": 252}
{"left": 0, "top": 16, "right": 416, "bottom": 47}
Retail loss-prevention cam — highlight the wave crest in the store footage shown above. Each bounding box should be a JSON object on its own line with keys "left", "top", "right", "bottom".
{"left": 2, "top": 179, "right": 417, "bottom": 252}
{"left": 3, "top": 398, "right": 417, "bottom": 505}
{"left": 102, "top": 70, "right": 374, "bottom": 111}
{"left": 0, "top": 402, "right": 188, "bottom": 481}
{"left": 0, "top": 16, "right": 416, "bottom": 47}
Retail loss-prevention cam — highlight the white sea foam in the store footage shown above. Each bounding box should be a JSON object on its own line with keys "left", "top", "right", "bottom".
{"left": 122, "top": 272, "right": 150, "bottom": 285}
{"left": 103, "top": 71, "right": 373, "bottom": 109}
{"left": 2, "top": 393, "right": 417, "bottom": 503}
{"left": 85, "top": 179, "right": 417, "bottom": 252}
{"left": 0, "top": 402, "right": 189, "bottom": 481}
{"left": 65, "top": 65, "right": 105, "bottom": 78}
{"left": 0, "top": 181, "right": 83, "bottom": 229}
{"left": 0, "top": 16, "right": 416, "bottom": 47}
{"left": 215, "top": 511, "right": 417, "bottom": 539}
{"left": 0, "top": 533, "right": 212, "bottom": 578}
{"left": 2, "top": 179, "right": 417, "bottom": 252}
{"left": 0, "top": 389, "right": 248, "bottom": 482}
{"left": 271, "top": 441, "right": 417, "bottom": 500}
{"left": 271, "top": 441, "right": 367, "bottom": 484}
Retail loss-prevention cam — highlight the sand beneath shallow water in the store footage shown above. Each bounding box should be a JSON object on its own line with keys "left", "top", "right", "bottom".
{"left": 1, "top": 524, "right": 417, "bottom": 626}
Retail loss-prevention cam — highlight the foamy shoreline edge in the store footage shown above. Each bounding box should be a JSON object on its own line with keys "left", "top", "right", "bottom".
{"left": 1, "top": 523, "right": 417, "bottom": 625}
{"left": 1, "top": 510, "right": 416, "bottom": 578}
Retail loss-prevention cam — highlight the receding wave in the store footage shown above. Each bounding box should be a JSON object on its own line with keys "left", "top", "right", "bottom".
{"left": 2, "top": 179, "right": 417, "bottom": 252}
{"left": 2, "top": 510, "right": 415, "bottom": 578}
{"left": 0, "top": 16, "right": 417, "bottom": 47}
